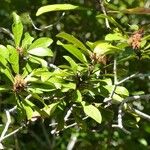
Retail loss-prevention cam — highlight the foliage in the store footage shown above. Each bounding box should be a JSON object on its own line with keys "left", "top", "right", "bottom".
{"left": 0, "top": 0, "right": 150, "bottom": 149}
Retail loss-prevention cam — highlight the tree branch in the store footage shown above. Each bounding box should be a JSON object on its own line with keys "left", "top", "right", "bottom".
{"left": 112, "top": 94, "right": 150, "bottom": 134}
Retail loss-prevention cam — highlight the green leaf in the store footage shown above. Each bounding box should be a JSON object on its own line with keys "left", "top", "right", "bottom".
{"left": 0, "top": 85, "right": 11, "bottom": 92}
{"left": 112, "top": 93, "right": 124, "bottom": 104}
{"left": 22, "top": 99, "right": 49, "bottom": 119}
{"left": 115, "top": 86, "right": 129, "bottom": 96}
{"left": 21, "top": 100, "right": 34, "bottom": 120}
{"left": 7, "top": 45, "right": 19, "bottom": 74}
{"left": 63, "top": 56, "right": 78, "bottom": 73}
{"left": 36, "top": 4, "right": 87, "bottom": 16}
{"left": 41, "top": 72, "right": 52, "bottom": 82}
{"left": 75, "top": 90, "right": 82, "bottom": 102}
{"left": 57, "top": 32, "right": 89, "bottom": 55}
{"left": 105, "top": 33, "right": 126, "bottom": 41}
{"left": 29, "top": 55, "right": 48, "bottom": 67}
{"left": 0, "top": 68, "right": 14, "bottom": 82}
{"left": 12, "top": 12, "right": 23, "bottom": 47}
{"left": 62, "top": 82, "right": 76, "bottom": 92}
{"left": 104, "top": 85, "right": 129, "bottom": 97}
{"left": 94, "top": 42, "right": 122, "bottom": 55}
{"left": 22, "top": 32, "right": 34, "bottom": 49}
{"left": 0, "top": 45, "right": 9, "bottom": 59}
{"left": 0, "top": 55, "right": 7, "bottom": 66}
{"left": 57, "top": 41, "right": 87, "bottom": 64}
{"left": 42, "top": 102, "right": 59, "bottom": 116}
{"left": 28, "top": 47, "right": 53, "bottom": 57}
{"left": 29, "top": 37, "right": 53, "bottom": 50}
{"left": 81, "top": 101, "right": 102, "bottom": 124}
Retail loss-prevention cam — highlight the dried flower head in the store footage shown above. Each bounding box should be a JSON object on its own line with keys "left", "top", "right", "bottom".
{"left": 90, "top": 52, "right": 107, "bottom": 65}
{"left": 16, "top": 47, "right": 24, "bottom": 56}
{"left": 13, "top": 74, "right": 27, "bottom": 92}
{"left": 128, "top": 29, "right": 144, "bottom": 49}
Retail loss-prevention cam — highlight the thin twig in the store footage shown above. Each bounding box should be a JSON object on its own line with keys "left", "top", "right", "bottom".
{"left": 64, "top": 106, "right": 73, "bottom": 121}
{"left": 51, "top": 116, "right": 89, "bottom": 134}
{"left": 104, "top": 58, "right": 117, "bottom": 107}
{"left": 28, "top": 12, "right": 65, "bottom": 31}
{"left": 117, "top": 73, "right": 139, "bottom": 85}
{"left": 67, "top": 134, "right": 78, "bottom": 150}
{"left": 98, "top": 0, "right": 111, "bottom": 29}
{"left": 1, "top": 126, "right": 24, "bottom": 141}
{"left": 0, "top": 27, "right": 14, "bottom": 39}
{"left": 113, "top": 58, "right": 117, "bottom": 84}
{"left": 129, "top": 107, "right": 150, "bottom": 121}
{"left": 0, "top": 106, "right": 17, "bottom": 141}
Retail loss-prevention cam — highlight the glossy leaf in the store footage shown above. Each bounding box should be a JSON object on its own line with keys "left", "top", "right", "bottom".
{"left": 57, "top": 32, "right": 89, "bottom": 55}
{"left": 57, "top": 41, "right": 87, "bottom": 64}
{"left": 105, "top": 33, "right": 126, "bottom": 41}
{"left": 0, "top": 68, "right": 14, "bottom": 82}
{"left": 29, "top": 37, "right": 53, "bottom": 50}
{"left": 29, "top": 55, "right": 48, "bottom": 67}
{"left": 116, "top": 86, "right": 129, "bottom": 96}
{"left": 94, "top": 42, "right": 122, "bottom": 55}
{"left": 28, "top": 47, "right": 53, "bottom": 57}
{"left": 0, "top": 55, "right": 7, "bottom": 66}
{"left": 75, "top": 90, "right": 82, "bottom": 102}
{"left": 42, "top": 102, "right": 59, "bottom": 116}
{"left": 0, "top": 45, "right": 9, "bottom": 59}
{"left": 63, "top": 56, "right": 78, "bottom": 73}
{"left": 22, "top": 32, "right": 34, "bottom": 49}
{"left": 82, "top": 101, "right": 102, "bottom": 124}
{"left": 12, "top": 12, "right": 23, "bottom": 47}
{"left": 22, "top": 100, "right": 34, "bottom": 120}
{"left": 7, "top": 45, "right": 19, "bottom": 74}
{"left": 112, "top": 93, "right": 124, "bottom": 104}
{"left": 36, "top": 4, "right": 86, "bottom": 16}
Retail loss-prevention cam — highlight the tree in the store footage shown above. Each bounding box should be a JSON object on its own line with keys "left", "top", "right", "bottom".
{"left": 0, "top": 0, "right": 150, "bottom": 149}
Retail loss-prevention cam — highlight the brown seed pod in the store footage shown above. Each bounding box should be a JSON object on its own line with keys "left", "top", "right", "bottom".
{"left": 16, "top": 47, "right": 24, "bottom": 56}
{"left": 128, "top": 28, "right": 144, "bottom": 50}
{"left": 90, "top": 52, "right": 107, "bottom": 65}
{"left": 13, "top": 74, "right": 27, "bottom": 92}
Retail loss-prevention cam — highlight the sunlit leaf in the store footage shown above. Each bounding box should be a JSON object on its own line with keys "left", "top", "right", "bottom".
{"left": 63, "top": 56, "right": 78, "bottom": 73}
{"left": 7, "top": 45, "right": 19, "bottom": 74}
{"left": 57, "top": 41, "right": 87, "bottom": 64}
{"left": 29, "top": 37, "right": 53, "bottom": 50}
{"left": 0, "top": 45, "right": 9, "bottom": 59}
{"left": 94, "top": 42, "right": 122, "bottom": 55}
{"left": 82, "top": 101, "right": 102, "bottom": 123}
{"left": 29, "top": 55, "right": 48, "bottom": 67}
{"left": 0, "top": 68, "right": 14, "bottom": 82}
{"left": 22, "top": 32, "right": 34, "bottom": 49}
{"left": 112, "top": 93, "right": 124, "bottom": 104}
{"left": 12, "top": 12, "right": 23, "bottom": 47}
{"left": 28, "top": 47, "right": 53, "bottom": 57}
{"left": 42, "top": 102, "right": 59, "bottom": 116}
{"left": 105, "top": 33, "right": 126, "bottom": 41}
{"left": 57, "top": 32, "right": 89, "bottom": 55}
{"left": 36, "top": 4, "right": 87, "bottom": 16}
{"left": 115, "top": 86, "right": 129, "bottom": 96}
